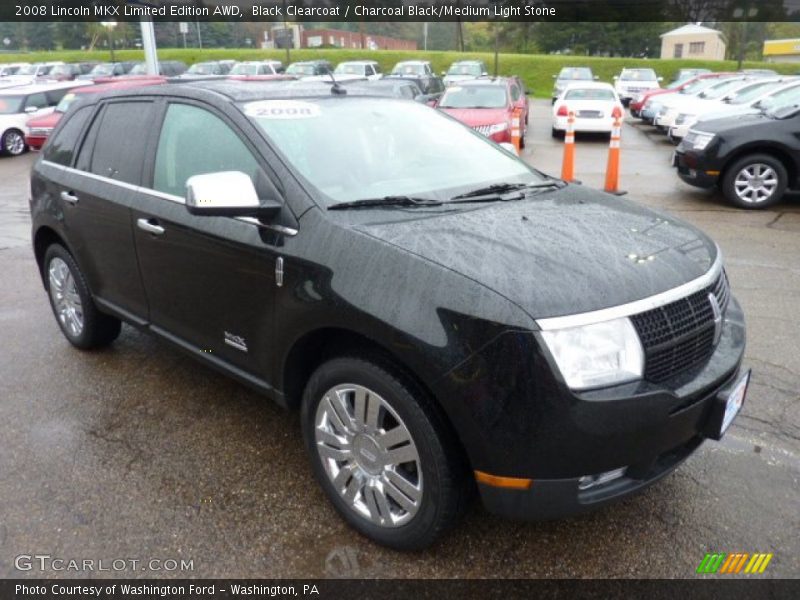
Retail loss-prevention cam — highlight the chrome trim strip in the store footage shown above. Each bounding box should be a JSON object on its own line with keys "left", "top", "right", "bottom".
{"left": 536, "top": 248, "right": 723, "bottom": 331}
{"left": 42, "top": 160, "right": 297, "bottom": 236}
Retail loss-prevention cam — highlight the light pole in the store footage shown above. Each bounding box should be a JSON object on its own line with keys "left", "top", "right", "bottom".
{"left": 101, "top": 21, "right": 117, "bottom": 62}
{"left": 734, "top": 6, "right": 759, "bottom": 70}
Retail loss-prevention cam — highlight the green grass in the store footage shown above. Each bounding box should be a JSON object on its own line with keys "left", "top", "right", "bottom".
{"left": 3, "top": 48, "right": 796, "bottom": 98}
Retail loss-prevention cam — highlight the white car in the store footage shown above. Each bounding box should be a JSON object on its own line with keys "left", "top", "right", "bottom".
{"left": 228, "top": 61, "right": 283, "bottom": 77}
{"left": 614, "top": 68, "right": 662, "bottom": 105}
{"left": 552, "top": 82, "right": 624, "bottom": 136}
{"left": 0, "top": 63, "right": 30, "bottom": 77}
{"left": 0, "top": 81, "right": 90, "bottom": 156}
{"left": 1, "top": 62, "right": 64, "bottom": 84}
{"left": 653, "top": 76, "right": 749, "bottom": 130}
{"left": 443, "top": 60, "right": 489, "bottom": 86}
{"left": 333, "top": 60, "right": 383, "bottom": 81}
{"left": 669, "top": 78, "right": 798, "bottom": 141}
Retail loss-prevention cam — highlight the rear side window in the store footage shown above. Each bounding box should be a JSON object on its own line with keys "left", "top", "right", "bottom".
{"left": 44, "top": 106, "right": 92, "bottom": 166}
{"left": 80, "top": 101, "right": 155, "bottom": 185}
{"left": 25, "top": 93, "right": 47, "bottom": 110}
{"left": 45, "top": 88, "right": 70, "bottom": 106}
{"left": 153, "top": 103, "right": 260, "bottom": 198}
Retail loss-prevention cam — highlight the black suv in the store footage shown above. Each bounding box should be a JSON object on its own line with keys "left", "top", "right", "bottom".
{"left": 674, "top": 105, "right": 800, "bottom": 208}
{"left": 31, "top": 81, "right": 747, "bottom": 550}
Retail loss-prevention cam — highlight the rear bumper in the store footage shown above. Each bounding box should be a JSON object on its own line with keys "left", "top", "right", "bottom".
{"left": 553, "top": 115, "right": 614, "bottom": 133}
{"left": 25, "top": 135, "right": 47, "bottom": 151}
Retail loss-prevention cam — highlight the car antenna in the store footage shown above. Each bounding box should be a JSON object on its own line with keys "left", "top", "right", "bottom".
{"left": 328, "top": 73, "right": 346, "bottom": 96}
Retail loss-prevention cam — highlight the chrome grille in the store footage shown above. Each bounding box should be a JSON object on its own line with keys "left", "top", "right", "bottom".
{"left": 631, "top": 271, "right": 730, "bottom": 382}
{"left": 472, "top": 125, "right": 491, "bottom": 136}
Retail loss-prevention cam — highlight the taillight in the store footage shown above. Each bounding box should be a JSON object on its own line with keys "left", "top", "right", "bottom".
{"left": 611, "top": 105, "right": 623, "bottom": 119}
{"left": 556, "top": 105, "right": 569, "bottom": 117}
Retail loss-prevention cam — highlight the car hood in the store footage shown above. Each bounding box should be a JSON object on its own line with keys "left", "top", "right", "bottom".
{"left": 693, "top": 111, "right": 775, "bottom": 134}
{"left": 354, "top": 185, "right": 717, "bottom": 320}
{"left": 439, "top": 107, "right": 509, "bottom": 126}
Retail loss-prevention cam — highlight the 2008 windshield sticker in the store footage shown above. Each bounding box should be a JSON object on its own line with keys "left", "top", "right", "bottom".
{"left": 245, "top": 100, "right": 321, "bottom": 119}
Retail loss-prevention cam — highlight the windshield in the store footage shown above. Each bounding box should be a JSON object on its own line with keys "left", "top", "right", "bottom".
{"left": 438, "top": 86, "right": 508, "bottom": 109}
{"left": 392, "top": 63, "right": 425, "bottom": 76}
{"left": 286, "top": 64, "right": 316, "bottom": 76}
{"left": 187, "top": 63, "right": 217, "bottom": 75}
{"left": 701, "top": 79, "right": 746, "bottom": 100}
{"left": 128, "top": 63, "right": 147, "bottom": 75}
{"left": 620, "top": 69, "right": 657, "bottom": 81}
{"left": 758, "top": 85, "right": 800, "bottom": 112}
{"left": 0, "top": 95, "right": 25, "bottom": 114}
{"left": 230, "top": 63, "right": 260, "bottom": 76}
{"left": 565, "top": 88, "right": 615, "bottom": 101}
{"left": 766, "top": 103, "right": 800, "bottom": 119}
{"left": 728, "top": 81, "right": 782, "bottom": 105}
{"left": 90, "top": 64, "right": 115, "bottom": 76}
{"left": 448, "top": 63, "right": 482, "bottom": 76}
{"left": 55, "top": 93, "right": 77, "bottom": 113}
{"left": 49, "top": 65, "right": 71, "bottom": 77}
{"left": 335, "top": 64, "right": 366, "bottom": 76}
{"left": 557, "top": 68, "right": 592, "bottom": 81}
{"left": 16, "top": 64, "right": 39, "bottom": 76}
{"left": 247, "top": 98, "right": 540, "bottom": 205}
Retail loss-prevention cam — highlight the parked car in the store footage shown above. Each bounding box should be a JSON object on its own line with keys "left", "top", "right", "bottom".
{"left": 334, "top": 61, "right": 383, "bottom": 81}
{"left": 552, "top": 82, "right": 624, "bottom": 136}
{"left": 384, "top": 74, "right": 445, "bottom": 103}
{"left": 443, "top": 60, "right": 489, "bottom": 86}
{"left": 551, "top": 67, "right": 597, "bottom": 103}
{"left": 630, "top": 72, "right": 734, "bottom": 119}
{"left": 654, "top": 77, "right": 752, "bottom": 131}
{"left": 228, "top": 61, "right": 284, "bottom": 78}
{"left": 29, "top": 80, "right": 747, "bottom": 550}
{"left": 670, "top": 68, "right": 712, "bottom": 85}
{"left": 669, "top": 78, "right": 794, "bottom": 142}
{"left": 0, "top": 63, "right": 29, "bottom": 77}
{"left": 388, "top": 61, "right": 440, "bottom": 95}
{"left": 2, "top": 62, "right": 64, "bottom": 84}
{"left": 125, "top": 61, "right": 187, "bottom": 78}
{"left": 25, "top": 78, "right": 166, "bottom": 151}
{"left": 614, "top": 68, "right": 662, "bottom": 106}
{"left": 285, "top": 60, "right": 333, "bottom": 79}
{"left": 0, "top": 81, "right": 91, "bottom": 156}
{"left": 43, "top": 63, "right": 96, "bottom": 81}
{"left": 740, "top": 69, "right": 779, "bottom": 77}
{"left": 177, "top": 61, "right": 234, "bottom": 80}
{"left": 674, "top": 104, "right": 800, "bottom": 208}
{"left": 438, "top": 77, "right": 529, "bottom": 147}
{"left": 77, "top": 62, "right": 137, "bottom": 81}
{"left": 348, "top": 79, "right": 427, "bottom": 100}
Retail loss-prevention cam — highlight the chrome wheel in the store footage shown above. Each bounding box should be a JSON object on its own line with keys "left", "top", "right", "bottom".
{"left": 4, "top": 130, "right": 25, "bottom": 156}
{"left": 48, "top": 257, "right": 84, "bottom": 338}
{"left": 734, "top": 163, "right": 778, "bottom": 204}
{"left": 314, "top": 384, "right": 422, "bottom": 528}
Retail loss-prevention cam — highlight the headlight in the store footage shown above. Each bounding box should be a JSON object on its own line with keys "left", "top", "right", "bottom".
{"left": 486, "top": 122, "right": 509, "bottom": 135}
{"left": 688, "top": 130, "right": 715, "bottom": 150}
{"left": 540, "top": 317, "right": 644, "bottom": 390}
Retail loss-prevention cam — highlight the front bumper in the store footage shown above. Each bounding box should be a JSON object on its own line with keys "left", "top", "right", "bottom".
{"left": 440, "top": 294, "right": 746, "bottom": 521}
{"left": 674, "top": 148, "right": 720, "bottom": 188}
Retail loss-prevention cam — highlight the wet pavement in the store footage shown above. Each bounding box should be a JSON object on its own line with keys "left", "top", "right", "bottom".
{"left": 0, "top": 100, "right": 798, "bottom": 579}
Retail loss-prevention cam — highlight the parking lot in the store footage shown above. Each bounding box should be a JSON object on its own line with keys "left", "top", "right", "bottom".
{"left": 0, "top": 98, "right": 798, "bottom": 579}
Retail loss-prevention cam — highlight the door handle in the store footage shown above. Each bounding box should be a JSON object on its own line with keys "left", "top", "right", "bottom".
{"left": 136, "top": 218, "right": 165, "bottom": 236}
{"left": 60, "top": 191, "right": 79, "bottom": 205}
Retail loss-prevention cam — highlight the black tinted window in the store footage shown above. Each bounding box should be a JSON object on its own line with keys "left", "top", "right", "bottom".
{"left": 45, "top": 88, "right": 71, "bottom": 105}
{"left": 43, "top": 106, "right": 92, "bottom": 166}
{"left": 84, "top": 101, "right": 155, "bottom": 185}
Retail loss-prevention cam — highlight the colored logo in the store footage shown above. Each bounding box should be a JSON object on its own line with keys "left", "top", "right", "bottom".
{"left": 697, "top": 552, "right": 773, "bottom": 574}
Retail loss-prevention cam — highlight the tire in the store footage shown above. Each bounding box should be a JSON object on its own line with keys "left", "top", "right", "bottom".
{"left": 721, "top": 154, "right": 787, "bottom": 210}
{"left": 301, "top": 356, "right": 469, "bottom": 550}
{"left": 2, "top": 128, "right": 27, "bottom": 157}
{"left": 43, "top": 244, "right": 121, "bottom": 349}
{"left": 551, "top": 127, "right": 562, "bottom": 138}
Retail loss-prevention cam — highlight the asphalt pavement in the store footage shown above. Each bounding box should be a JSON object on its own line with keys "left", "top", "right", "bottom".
{"left": 0, "top": 99, "right": 798, "bottom": 579}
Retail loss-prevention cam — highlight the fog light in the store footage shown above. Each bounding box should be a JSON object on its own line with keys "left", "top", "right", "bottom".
{"left": 578, "top": 467, "right": 627, "bottom": 490}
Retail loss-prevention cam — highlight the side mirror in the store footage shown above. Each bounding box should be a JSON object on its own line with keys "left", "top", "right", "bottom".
{"left": 525, "top": 88, "right": 532, "bottom": 95}
{"left": 594, "top": 75, "right": 600, "bottom": 80}
{"left": 481, "top": 71, "right": 488, "bottom": 76}
{"left": 657, "top": 77, "right": 664, "bottom": 82}
{"left": 613, "top": 75, "right": 619, "bottom": 80}
{"left": 441, "top": 70, "right": 446, "bottom": 76}
{"left": 186, "top": 171, "right": 280, "bottom": 218}
{"left": 552, "top": 74, "right": 557, "bottom": 79}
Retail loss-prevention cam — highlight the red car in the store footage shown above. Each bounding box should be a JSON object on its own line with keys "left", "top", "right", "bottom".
{"left": 25, "top": 77, "right": 165, "bottom": 151}
{"left": 437, "top": 77, "right": 529, "bottom": 147}
{"left": 629, "top": 72, "right": 734, "bottom": 118}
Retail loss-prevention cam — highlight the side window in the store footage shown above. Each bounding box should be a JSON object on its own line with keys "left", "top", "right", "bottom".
{"left": 25, "top": 93, "right": 47, "bottom": 110}
{"left": 366, "top": 65, "right": 374, "bottom": 76}
{"left": 153, "top": 103, "right": 260, "bottom": 198}
{"left": 45, "top": 88, "right": 70, "bottom": 106}
{"left": 83, "top": 101, "right": 155, "bottom": 185}
{"left": 43, "top": 105, "right": 92, "bottom": 166}
{"left": 510, "top": 85, "right": 521, "bottom": 102}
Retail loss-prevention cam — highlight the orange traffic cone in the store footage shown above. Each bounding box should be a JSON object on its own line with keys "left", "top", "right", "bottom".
{"left": 604, "top": 106, "right": 626, "bottom": 195}
{"left": 511, "top": 108, "right": 523, "bottom": 155}
{"left": 561, "top": 110, "right": 576, "bottom": 182}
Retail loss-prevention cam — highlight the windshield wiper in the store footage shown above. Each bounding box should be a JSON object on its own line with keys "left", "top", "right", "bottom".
{"left": 449, "top": 180, "right": 566, "bottom": 202}
{"left": 328, "top": 196, "right": 443, "bottom": 210}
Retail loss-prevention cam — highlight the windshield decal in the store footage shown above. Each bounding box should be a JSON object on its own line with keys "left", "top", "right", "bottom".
{"left": 244, "top": 100, "right": 321, "bottom": 120}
